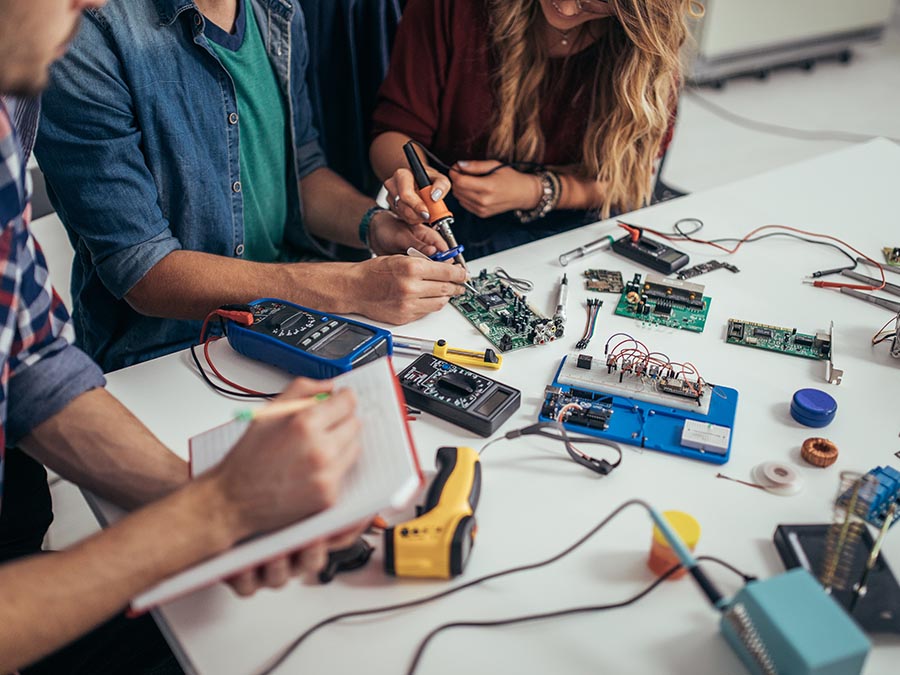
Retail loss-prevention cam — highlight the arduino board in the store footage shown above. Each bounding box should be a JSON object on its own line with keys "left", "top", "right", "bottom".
{"left": 450, "top": 269, "right": 559, "bottom": 352}
{"left": 539, "top": 352, "right": 738, "bottom": 464}
{"left": 726, "top": 319, "right": 843, "bottom": 385}
{"left": 614, "top": 273, "right": 711, "bottom": 333}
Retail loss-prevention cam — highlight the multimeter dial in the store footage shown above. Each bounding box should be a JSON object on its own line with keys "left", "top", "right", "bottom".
{"left": 271, "top": 311, "right": 317, "bottom": 338}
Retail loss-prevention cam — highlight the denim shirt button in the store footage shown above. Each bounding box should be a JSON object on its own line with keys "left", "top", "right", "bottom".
{"left": 228, "top": 112, "right": 239, "bottom": 125}
{"left": 232, "top": 180, "right": 242, "bottom": 193}
{"left": 234, "top": 244, "right": 245, "bottom": 256}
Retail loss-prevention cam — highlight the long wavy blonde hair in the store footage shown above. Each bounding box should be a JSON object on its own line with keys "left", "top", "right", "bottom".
{"left": 487, "top": 0, "right": 704, "bottom": 218}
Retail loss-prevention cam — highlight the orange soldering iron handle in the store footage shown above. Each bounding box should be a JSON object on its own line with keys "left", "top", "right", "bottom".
{"left": 418, "top": 186, "right": 453, "bottom": 224}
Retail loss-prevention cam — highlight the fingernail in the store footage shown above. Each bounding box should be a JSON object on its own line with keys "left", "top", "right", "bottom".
{"left": 457, "top": 160, "right": 470, "bottom": 168}
{"left": 420, "top": 211, "right": 431, "bottom": 219}
{"left": 430, "top": 188, "right": 443, "bottom": 201}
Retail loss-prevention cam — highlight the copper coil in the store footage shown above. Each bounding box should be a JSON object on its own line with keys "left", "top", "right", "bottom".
{"left": 801, "top": 437, "right": 839, "bottom": 468}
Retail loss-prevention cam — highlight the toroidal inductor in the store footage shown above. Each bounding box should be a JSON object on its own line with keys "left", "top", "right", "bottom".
{"left": 801, "top": 437, "right": 839, "bottom": 468}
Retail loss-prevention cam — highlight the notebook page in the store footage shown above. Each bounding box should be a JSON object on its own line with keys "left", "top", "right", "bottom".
{"left": 132, "top": 357, "right": 420, "bottom": 612}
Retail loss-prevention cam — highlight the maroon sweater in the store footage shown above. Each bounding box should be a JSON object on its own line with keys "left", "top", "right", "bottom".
{"left": 372, "top": 0, "right": 603, "bottom": 167}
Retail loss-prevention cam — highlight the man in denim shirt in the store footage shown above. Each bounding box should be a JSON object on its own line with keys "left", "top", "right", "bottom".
{"left": 35, "top": 0, "right": 465, "bottom": 372}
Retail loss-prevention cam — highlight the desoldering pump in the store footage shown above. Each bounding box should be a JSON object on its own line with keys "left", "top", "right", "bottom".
{"left": 403, "top": 141, "right": 467, "bottom": 269}
{"left": 384, "top": 446, "right": 481, "bottom": 579}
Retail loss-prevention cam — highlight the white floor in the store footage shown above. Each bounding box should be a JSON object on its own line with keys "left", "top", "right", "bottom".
{"left": 38, "top": 5, "right": 900, "bottom": 549}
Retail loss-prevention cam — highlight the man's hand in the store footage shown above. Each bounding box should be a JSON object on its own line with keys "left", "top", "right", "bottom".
{"left": 226, "top": 521, "right": 370, "bottom": 595}
{"left": 211, "top": 378, "right": 362, "bottom": 543}
{"left": 384, "top": 166, "right": 452, "bottom": 226}
{"left": 367, "top": 210, "right": 448, "bottom": 257}
{"left": 451, "top": 160, "right": 542, "bottom": 219}
{"left": 346, "top": 256, "right": 467, "bottom": 324}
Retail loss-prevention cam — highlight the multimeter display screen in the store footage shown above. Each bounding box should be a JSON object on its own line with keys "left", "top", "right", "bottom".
{"left": 475, "top": 389, "right": 510, "bottom": 417}
{"left": 309, "top": 325, "right": 373, "bottom": 359}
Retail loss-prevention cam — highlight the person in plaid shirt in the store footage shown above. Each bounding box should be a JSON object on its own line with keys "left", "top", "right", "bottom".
{"left": 0, "top": 1, "right": 368, "bottom": 672}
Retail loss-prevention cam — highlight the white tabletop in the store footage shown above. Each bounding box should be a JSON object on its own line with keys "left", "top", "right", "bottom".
{"left": 102, "top": 139, "right": 900, "bottom": 675}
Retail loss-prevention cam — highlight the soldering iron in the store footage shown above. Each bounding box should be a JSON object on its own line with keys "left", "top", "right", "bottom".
{"left": 403, "top": 141, "right": 467, "bottom": 269}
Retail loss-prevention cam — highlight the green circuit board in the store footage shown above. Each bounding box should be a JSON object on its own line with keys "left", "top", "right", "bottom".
{"left": 450, "top": 270, "right": 559, "bottom": 352}
{"left": 884, "top": 246, "right": 900, "bottom": 267}
{"left": 726, "top": 319, "right": 831, "bottom": 360}
{"left": 613, "top": 273, "right": 711, "bottom": 333}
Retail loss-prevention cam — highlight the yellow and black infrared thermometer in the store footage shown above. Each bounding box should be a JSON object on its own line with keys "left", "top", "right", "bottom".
{"left": 402, "top": 141, "right": 467, "bottom": 270}
{"left": 384, "top": 446, "right": 481, "bottom": 579}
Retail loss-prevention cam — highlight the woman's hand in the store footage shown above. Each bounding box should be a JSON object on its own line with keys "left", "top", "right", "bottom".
{"left": 450, "top": 160, "right": 542, "bottom": 218}
{"left": 383, "top": 166, "right": 453, "bottom": 225}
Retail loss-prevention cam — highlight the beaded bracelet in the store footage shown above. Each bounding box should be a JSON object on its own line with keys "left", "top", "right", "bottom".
{"left": 358, "top": 205, "right": 387, "bottom": 247}
{"left": 515, "top": 170, "right": 561, "bottom": 224}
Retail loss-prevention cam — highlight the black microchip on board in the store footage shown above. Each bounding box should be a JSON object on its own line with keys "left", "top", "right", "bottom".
{"left": 753, "top": 328, "right": 772, "bottom": 338}
{"left": 794, "top": 335, "right": 813, "bottom": 346}
{"left": 460, "top": 302, "right": 475, "bottom": 313}
{"left": 478, "top": 293, "right": 505, "bottom": 309}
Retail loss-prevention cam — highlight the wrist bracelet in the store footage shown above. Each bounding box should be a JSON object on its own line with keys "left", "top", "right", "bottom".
{"left": 515, "top": 171, "right": 561, "bottom": 224}
{"left": 358, "top": 206, "right": 386, "bottom": 247}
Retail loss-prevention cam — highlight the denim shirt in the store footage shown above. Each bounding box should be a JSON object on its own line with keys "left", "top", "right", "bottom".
{"left": 35, "top": 0, "right": 329, "bottom": 372}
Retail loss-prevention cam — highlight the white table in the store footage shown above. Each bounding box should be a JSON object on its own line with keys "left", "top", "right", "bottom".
{"left": 102, "top": 139, "right": 900, "bottom": 675}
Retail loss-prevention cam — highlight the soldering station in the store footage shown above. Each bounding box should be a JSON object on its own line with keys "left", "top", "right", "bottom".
{"left": 189, "top": 180, "right": 900, "bottom": 675}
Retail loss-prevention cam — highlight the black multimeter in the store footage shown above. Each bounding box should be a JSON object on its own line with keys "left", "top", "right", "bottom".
{"left": 226, "top": 298, "right": 392, "bottom": 379}
{"left": 398, "top": 354, "right": 520, "bottom": 436}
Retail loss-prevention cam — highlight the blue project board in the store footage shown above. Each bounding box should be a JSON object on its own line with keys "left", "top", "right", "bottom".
{"left": 539, "top": 355, "right": 739, "bottom": 464}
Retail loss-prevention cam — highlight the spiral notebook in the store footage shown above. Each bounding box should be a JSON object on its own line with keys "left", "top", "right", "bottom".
{"left": 131, "top": 357, "right": 422, "bottom": 612}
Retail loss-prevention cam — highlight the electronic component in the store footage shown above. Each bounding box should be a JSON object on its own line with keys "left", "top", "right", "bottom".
{"left": 726, "top": 319, "right": 843, "bottom": 385}
{"left": 800, "top": 437, "right": 839, "bottom": 468}
{"left": 774, "top": 524, "right": 900, "bottom": 635}
{"left": 615, "top": 273, "right": 712, "bottom": 333}
{"left": 847, "top": 466, "right": 900, "bottom": 530}
{"left": 681, "top": 420, "right": 731, "bottom": 454}
{"left": 611, "top": 232, "right": 689, "bottom": 274}
{"left": 225, "top": 299, "right": 392, "bottom": 378}
{"left": 384, "top": 446, "right": 480, "bottom": 579}
{"left": 397, "top": 355, "right": 520, "bottom": 437}
{"left": 450, "top": 269, "right": 559, "bottom": 352}
{"left": 676, "top": 260, "right": 740, "bottom": 280}
{"left": 539, "top": 349, "right": 738, "bottom": 464}
{"left": 583, "top": 269, "right": 624, "bottom": 293}
{"left": 884, "top": 246, "right": 900, "bottom": 267}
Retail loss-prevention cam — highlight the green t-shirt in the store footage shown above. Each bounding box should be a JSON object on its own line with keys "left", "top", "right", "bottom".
{"left": 207, "top": 0, "right": 288, "bottom": 262}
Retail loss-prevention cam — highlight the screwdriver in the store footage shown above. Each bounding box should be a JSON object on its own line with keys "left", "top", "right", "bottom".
{"left": 403, "top": 141, "right": 467, "bottom": 270}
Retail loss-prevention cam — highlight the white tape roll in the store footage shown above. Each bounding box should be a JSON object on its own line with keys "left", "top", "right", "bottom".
{"left": 752, "top": 461, "right": 803, "bottom": 496}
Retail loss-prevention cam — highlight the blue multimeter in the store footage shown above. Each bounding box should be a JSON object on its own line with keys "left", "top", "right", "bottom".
{"left": 225, "top": 298, "right": 393, "bottom": 379}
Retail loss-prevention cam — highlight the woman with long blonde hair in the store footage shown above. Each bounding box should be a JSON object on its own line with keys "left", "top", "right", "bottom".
{"left": 371, "top": 0, "right": 703, "bottom": 258}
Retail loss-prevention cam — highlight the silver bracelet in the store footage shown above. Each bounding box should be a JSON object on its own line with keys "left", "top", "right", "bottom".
{"left": 515, "top": 171, "right": 561, "bottom": 223}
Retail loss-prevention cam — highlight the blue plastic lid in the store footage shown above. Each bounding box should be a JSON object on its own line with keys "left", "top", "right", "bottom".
{"left": 790, "top": 388, "right": 838, "bottom": 428}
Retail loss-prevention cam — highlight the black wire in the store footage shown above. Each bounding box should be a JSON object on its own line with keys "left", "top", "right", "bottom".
{"left": 410, "top": 140, "right": 546, "bottom": 177}
{"left": 685, "top": 89, "right": 900, "bottom": 145}
{"left": 252, "top": 500, "right": 753, "bottom": 675}
{"left": 406, "top": 565, "right": 682, "bottom": 674}
{"left": 405, "top": 554, "right": 751, "bottom": 675}
{"left": 189, "top": 343, "right": 277, "bottom": 400}
{"left": 631, "top": 218, "right": 858, "bottom": 273}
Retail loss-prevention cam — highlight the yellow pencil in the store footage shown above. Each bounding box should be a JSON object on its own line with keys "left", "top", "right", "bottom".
{"left": 235, "top": 392, "right": 330, "bottom": 422}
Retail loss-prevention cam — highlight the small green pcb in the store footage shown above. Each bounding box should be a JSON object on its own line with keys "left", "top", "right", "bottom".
{"left": 726, "top": 319, "right": 831, "bottom": 360}
{"left": 884, "top": 247, "right": 900, "bottom": 268}
{"left": 613, "top": 273, "right": 711, "bottom": 333}
{"left": 450, "top": 270, "right": 559, "bottom": 352}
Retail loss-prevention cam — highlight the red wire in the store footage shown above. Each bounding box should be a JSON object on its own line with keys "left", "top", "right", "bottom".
{"left": 202, "top": 336, "right": 274, "bottom": 397}
{"left": 616, "top": 222, "right": 886, "bottom": 292}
